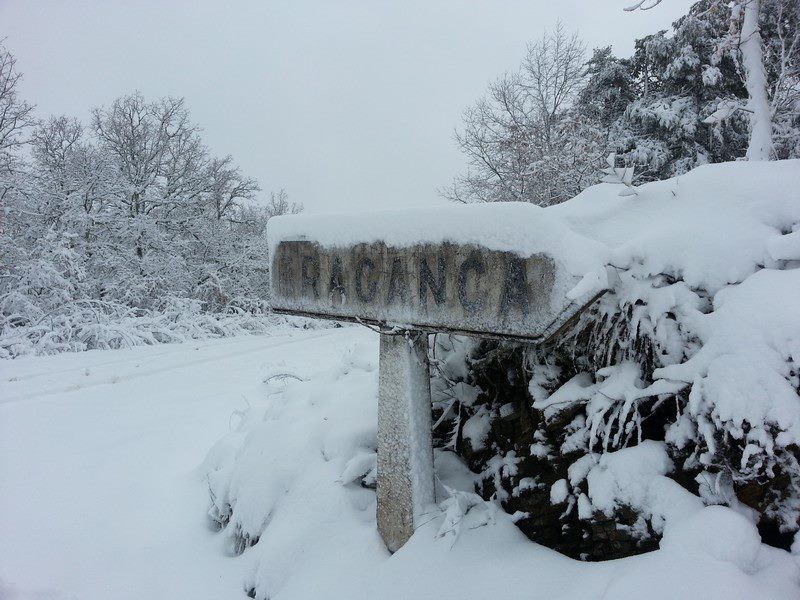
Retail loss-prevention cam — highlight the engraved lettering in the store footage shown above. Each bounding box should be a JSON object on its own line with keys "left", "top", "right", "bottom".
{"left": 500, "top": 254, "right": 529, "bottom": 316}
{"left": 458, "top": 250, "right": 485, "bottom": 313}
{"left": 278, "top": 247, "right": 295, "bottom": 297}
{"left": 328, "top": 255, "right": 346, "bottom": 305}
{"left": 386, "top": 257, "right": 409, "bottom": 304}
{"left": 355, "top": 257, "right": 378, "bottom": 302}
{"left": 301, "top": 253, "right": 320, "bottom": 299}
{"left": 418, "top": 255, "right": 446, "bottom": 308}
{"left": 271, "top": 240, "right": 583, "bottom": 342}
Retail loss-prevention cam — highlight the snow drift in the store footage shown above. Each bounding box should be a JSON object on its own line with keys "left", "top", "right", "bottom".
{"left": 208, "top": 160, "right": 800, "bottom": 598}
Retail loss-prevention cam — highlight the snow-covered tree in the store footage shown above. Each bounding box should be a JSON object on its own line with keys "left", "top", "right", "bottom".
{"left": 611, "top": 2, "right": 754, "bottom": 180}
{"left": 0, "top": 43, "right": 34, "bottom": 194}
{"left": 625, "top": 0, "right": 799, "bottom": 161}
{"left": 761, "top": 0, "right": 800, "bottom": 159}
{"left": 204, "top": 155, "right": 260, "bottom": 221}
{"left": 0, "top": 47, "right": 298, "bottom": 356}
{"left": 738, "top": 0, "right": 774, "bottom": 159}
{"left": 450, "top": 1, "right": 798, "bottom": 198}
{"left": 444, "top": 25, "right": 606, "bottom": 206}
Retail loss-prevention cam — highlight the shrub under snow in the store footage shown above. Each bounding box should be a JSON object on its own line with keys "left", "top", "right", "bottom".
{"left": 0, "top": 295, "right": 294, "bottom": 359}
{"left": 434, "top": 158, "right": 800, "bottom": 554}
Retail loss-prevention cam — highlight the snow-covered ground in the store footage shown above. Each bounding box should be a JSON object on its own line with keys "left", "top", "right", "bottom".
{"left": 3, "top": 323, "right": 799, "bottom": 599}
{"left": 0, "top": 326, "right": 368, "bottom": 600}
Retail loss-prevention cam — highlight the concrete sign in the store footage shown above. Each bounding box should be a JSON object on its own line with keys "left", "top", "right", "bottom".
{"left": 271, "top": 240, "right": 595, "bottom": 342}
{"left": 270, "top": 238, "right": 603, "bottom": 552}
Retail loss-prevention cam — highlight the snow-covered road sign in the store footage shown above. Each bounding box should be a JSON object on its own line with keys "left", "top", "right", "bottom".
{"left": 269, "top": 239, "right": 602, "bottom": 551}
{"left": 271, "top": 241, "right": 596, "bottom": 341}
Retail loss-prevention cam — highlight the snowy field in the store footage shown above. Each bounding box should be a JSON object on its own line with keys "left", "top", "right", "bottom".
{"left": 3, "top": 324, "right": 799, "bottom": 600}
{"left": 0, "top": 326, "right": 368, "bottom": 599}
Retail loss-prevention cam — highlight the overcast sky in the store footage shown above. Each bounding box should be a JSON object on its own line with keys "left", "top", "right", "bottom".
{"left": 3, "top": 0, "right": 695, "bottom": 213}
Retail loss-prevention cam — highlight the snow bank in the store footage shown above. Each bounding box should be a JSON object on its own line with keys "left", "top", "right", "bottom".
{"left": 656, "top": 268, "right": 800, "bottom": 446}
{"left": 204, "top": 340, "right": 379, "bottom": 557}
{"left": 551, "top": 159, "right": 800, "bottom": 294}
{"left": 545, "top": 159, "right": 800, "bottom": 531}
{"left": 204, "top": 337, "right": 800, "bottom": 600}
{"left": 584, "top": 441, "right": 703, "bottom": 534}
{"left": 207, "top": 160, "right": 800, "bottom": 597}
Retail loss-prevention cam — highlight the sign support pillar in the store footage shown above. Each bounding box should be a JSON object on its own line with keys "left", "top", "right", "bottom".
{"left": 376, "top": 329, "right": 435, "bottom": 552}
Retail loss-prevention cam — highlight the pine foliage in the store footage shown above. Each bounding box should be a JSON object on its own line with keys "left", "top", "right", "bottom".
{"left": 448, "top": 0, "right": 799, "bottom": 203}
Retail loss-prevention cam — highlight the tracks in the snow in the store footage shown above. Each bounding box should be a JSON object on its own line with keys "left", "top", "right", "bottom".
{"left": 0, "top": 330, "right": 343, "bottom": 405}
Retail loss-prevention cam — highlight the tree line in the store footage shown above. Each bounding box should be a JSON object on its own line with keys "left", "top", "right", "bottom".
{"left": 0, "top": 47, "right": 300, "bottom": 356}
{"left": 445, "top": 0, "right": 799, "bottom": 206}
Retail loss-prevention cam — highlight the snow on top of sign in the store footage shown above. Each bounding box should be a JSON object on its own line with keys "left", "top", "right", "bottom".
{"left": 268, "top": 159, "right": 800, "bottom": 297}
{"left": 268, "top": 201, "right": 608, "bottom": 279}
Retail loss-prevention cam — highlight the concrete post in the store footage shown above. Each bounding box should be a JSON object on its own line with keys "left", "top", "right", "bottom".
{"left": 376, "top": 330, "right": 435, "bottom": 552}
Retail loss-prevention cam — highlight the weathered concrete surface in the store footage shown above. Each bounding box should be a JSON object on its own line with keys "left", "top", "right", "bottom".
{"left": 376, "top": 331, "right": 435, "bottom": 552}
{"left": 271, "top": 240, "right": 592, "bottom": 341}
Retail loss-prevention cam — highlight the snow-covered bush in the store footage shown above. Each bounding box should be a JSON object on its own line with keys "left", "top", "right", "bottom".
{"left": 0, "top": 292, "right": 295, "bottom": 358}
{"left": 433, "top": 159, "right": 800, "bottom": 557}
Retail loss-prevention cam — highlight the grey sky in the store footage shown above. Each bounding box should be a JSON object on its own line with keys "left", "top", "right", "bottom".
{"left": 2, "top": 0, "right": 695, "bottom": 213}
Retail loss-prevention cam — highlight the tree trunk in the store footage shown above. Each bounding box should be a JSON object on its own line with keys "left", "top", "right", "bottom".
{"left": 740, "top": 0, "right": 773, "bottom": 160}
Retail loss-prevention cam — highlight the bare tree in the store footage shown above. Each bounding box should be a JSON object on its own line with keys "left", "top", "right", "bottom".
{"left": 0, "top": 44, "right": 35, "bottom": 200}
{"left": 206, "top": 155, "right": 260, "bottom": 221}
{"left": 0, "top": 44, "right": 34, "bottom": 156}
{"left": 445, "top": 25, "right": 601, "bottom": 206}
{"left": 92, "top": 92, "right": 207, "bottom": 219}
{"left": 265, "top": 188, "right": 302, "bottom": 218}
{"left": 31, "top": 116, "right": 83, "bottom": 174}
{"left": 624, "top": 0, "right": 664, "bottom": 10}
{"left": 521, "top": 23, "right": 588, "bottom": 148}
